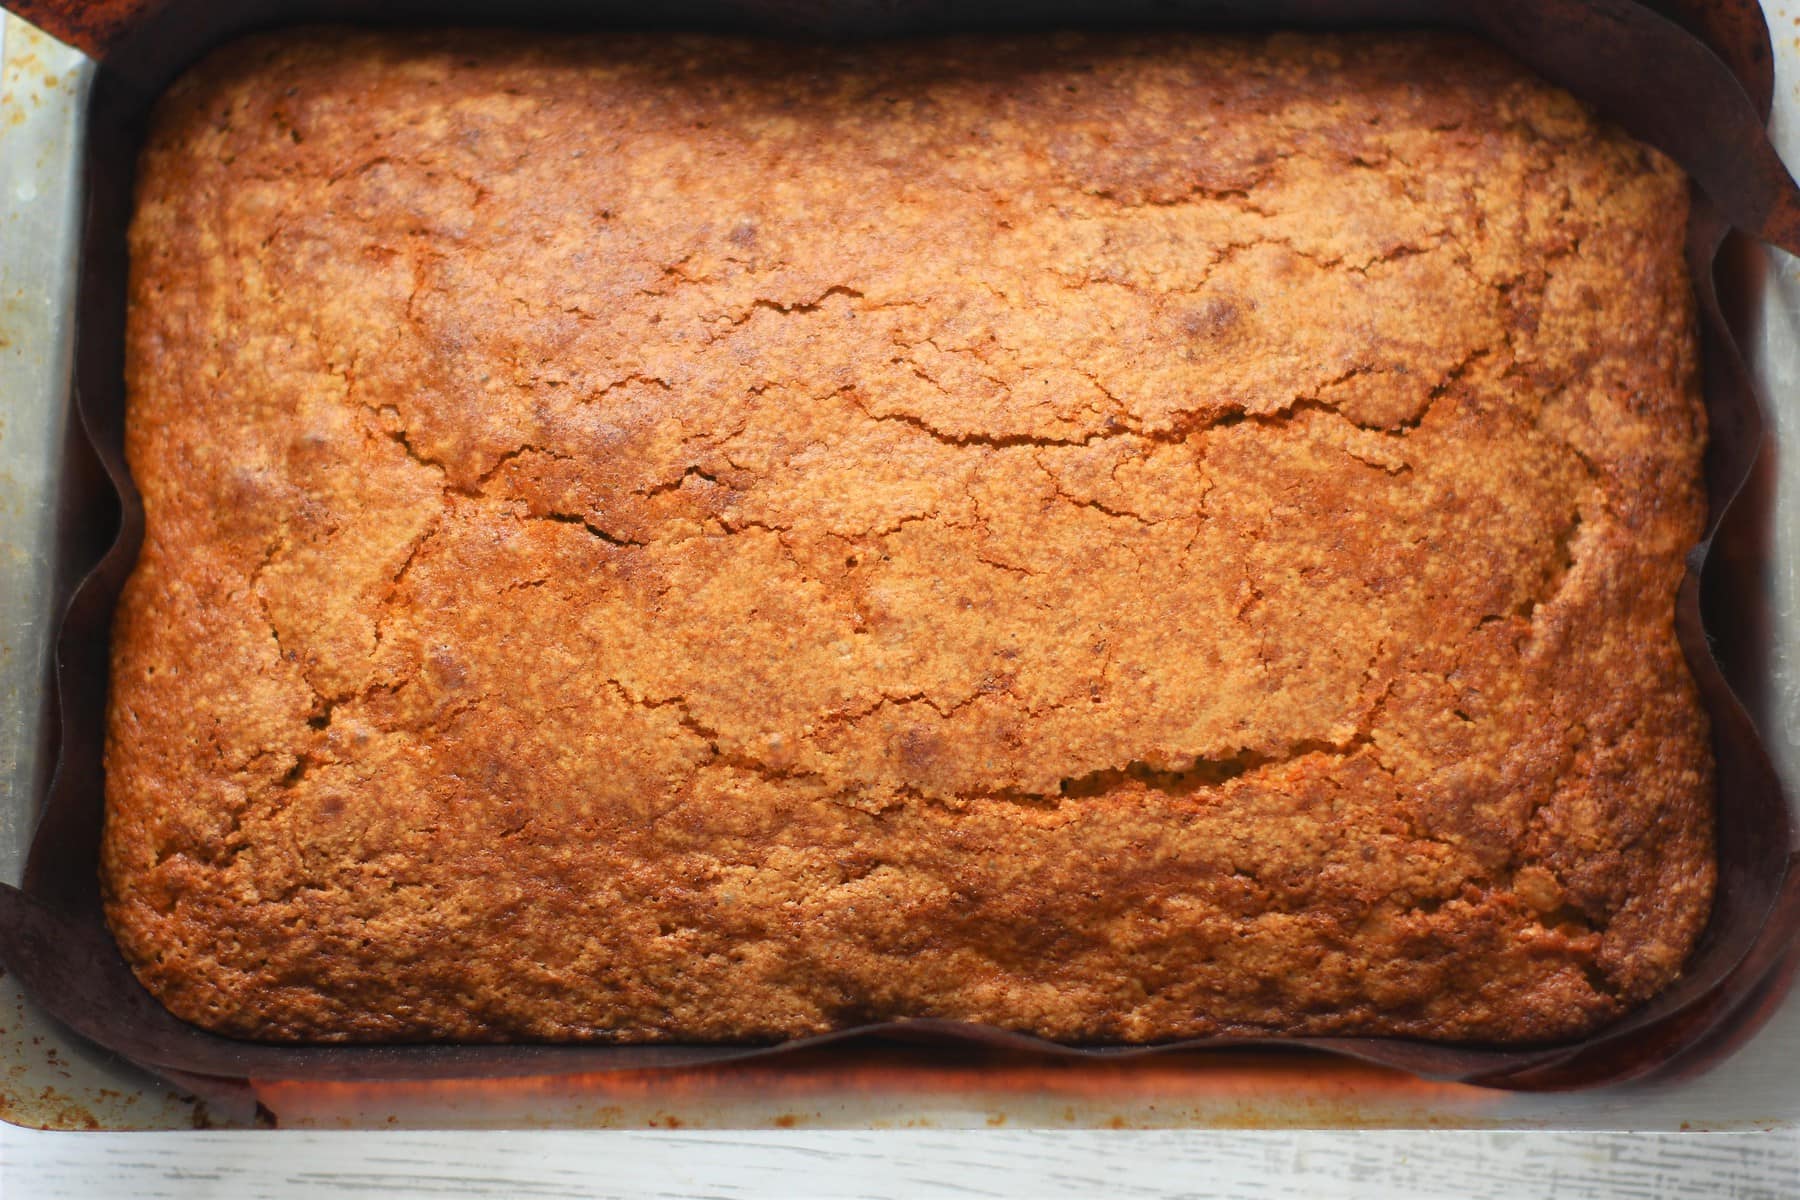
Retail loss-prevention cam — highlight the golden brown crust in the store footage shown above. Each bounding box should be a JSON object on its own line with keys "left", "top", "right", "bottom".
{"left": 103, "top": 29, "right": 1712, "bottom": 1043}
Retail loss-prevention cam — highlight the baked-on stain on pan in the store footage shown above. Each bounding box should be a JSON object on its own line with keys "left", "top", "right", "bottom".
{"left": 0, "top": 0, "right": 1795, "bottom": 1094}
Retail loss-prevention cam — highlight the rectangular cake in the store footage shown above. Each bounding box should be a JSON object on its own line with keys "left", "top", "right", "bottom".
{"left": 102, "top": 29, "right": 1714, "bottom": 1043}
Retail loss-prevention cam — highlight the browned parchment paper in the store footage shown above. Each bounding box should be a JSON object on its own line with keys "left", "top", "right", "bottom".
{"left": 1, "top": 0, "right": 1794, "bottom": 1094}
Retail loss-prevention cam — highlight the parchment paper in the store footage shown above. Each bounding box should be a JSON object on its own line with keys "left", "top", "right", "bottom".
{"left": 1, "top": 0, "right": 1795, "bottom": 1094}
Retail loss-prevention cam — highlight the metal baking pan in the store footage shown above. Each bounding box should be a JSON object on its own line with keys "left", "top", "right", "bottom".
{"left": 3, "top": 0, "right": 1799, "bottom": 1128}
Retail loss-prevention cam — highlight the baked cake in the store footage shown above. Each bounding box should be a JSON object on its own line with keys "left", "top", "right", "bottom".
{"left": 102, "top": 30, "right": 1714, "bottom": 1043}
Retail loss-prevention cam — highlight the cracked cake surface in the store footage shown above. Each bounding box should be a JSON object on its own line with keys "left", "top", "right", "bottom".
{"left": 103, "top": 29, "right": 1714, "bottom": 1043}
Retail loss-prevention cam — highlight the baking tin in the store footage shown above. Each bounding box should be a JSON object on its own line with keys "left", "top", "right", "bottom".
{"left": 3, "top": 0, "right": 1800, "bottom": 1128}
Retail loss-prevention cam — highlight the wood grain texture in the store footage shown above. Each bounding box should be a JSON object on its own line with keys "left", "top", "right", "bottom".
{"left": 1, "top": 1129, "right": 1798, "bottom": 1198}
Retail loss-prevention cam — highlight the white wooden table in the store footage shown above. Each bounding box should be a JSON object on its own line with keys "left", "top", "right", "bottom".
{"left": 0, "top": 1128, "right": 1795, "bottom": 1197}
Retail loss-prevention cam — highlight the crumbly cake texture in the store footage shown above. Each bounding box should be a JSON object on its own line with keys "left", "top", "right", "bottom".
{"left": 104, "top": 29, "right": 1713, "bottom": 1044}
